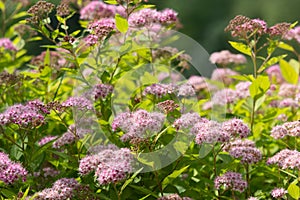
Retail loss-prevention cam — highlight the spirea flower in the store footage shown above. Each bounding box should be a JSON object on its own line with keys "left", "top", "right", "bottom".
{"left": 271, "top": 188, "right": 287, "bottom": 199}
{"left": 79, "top": 145, "right": 134, "bottom": 185}
{"left": 112, "top": 110, "right": 165, "bottom": 142}
{"left": 129, "top": 8, "right": 178, "bottom": 27}
{"left": 266, "top": 64, "right": 285, "bottom": 84}
{"left": 267, "top": 149, "right": 300, "bottom": 170}
{"left": 211, "top": 68, "right": 239, "bottom": 85}
{"left": 211, "top": 89, "right": 238, "bottom": 106}
{"left": 92, "top": 84, "right": 113, "bottom": 100}
{"left": 143, "top": 83, "right": 177, "bottom": 97}
{"left": 214, "top": 171, "right": 247, "bottom": 193}
{"left": 268, "top": 22, "right": 291, "bottom": 37}
{"left": 157, "top": 194, "right": 193, "bottom": 200}
{"left": 177, "top": 84, "right": 196, "bottom": 97}
{"left": 0, "top": 38, "right": 17, "bottom": 51}
{"left": 173, "top": 112, "right": 207, "bottom": 130}
{"left": 284, "top": 26, "right": 300, "bottom": 44}
{"left": 27, "top": 1, "right": 55, "bottom": 24}
{"left": 53, "top": 124, "right": 90, "bottom": 148}
{"left": 222, "top": 119, "right": 250, "bottom": 138}
{"left": 30, "top": 178, "right": 80, "bottom": 200}
{"left": 187, "top": 76, "right": 208, "bottom": 91}
{"left": 225, "top": 15, "right": 267, "bottom": 38}
{"left": 0, "top": 152, "right": 27, "bottom": 184}
{"left": 193, "top": 120, "right": 230, "bottom": 144}
{"left": 270, "top": 125, "right": 288, "bottom": 139}
{"left": 38, "top": 136, "right": 58, "bottom": 146}
{"left": 80, "top": 1, "right": 123, "bottom": 20}
{"left": 224, "top": 139, "right": 262, "bottom": 164}
{"left": 0, "top": 100, "right": 48, "bottom": 128}
{"left": 235, "top": 81, "right": 251, "bottom": 98}
{"left": 278, "top": 83, "right": 299, "bottom": 98}
{"left": 62, "top": 96, "right": 93, "bottom": 110}
{"left": 278, "top": 98, "right": 299, "bottom": 108}
{"left": 157, "top": 100, "right": 179, "bottom": 113}
{"left": 209, "top": 50, "right": 247, "bottom": 65}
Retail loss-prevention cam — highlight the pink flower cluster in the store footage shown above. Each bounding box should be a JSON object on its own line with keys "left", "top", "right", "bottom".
{"left": 187, "top": 76, "right": 209, "bottom": 92}
{"left": 267, "top": 149, "right": 300, "bottom": 170}
{"left": 177, "top": 84, "right": 196, "bottom": 97}
{"left": 79, "top": 145, "right": 133, "bottom": 185}
{"left": 80, "top": 1, "right": 125, "bottom": 20}
{"left": 211, "top": 88, "right": 238, "bottom": 106}
{"left": 173, "top": 112, "right": 207, "bottom": 130}
{"left": 225, "top": 15, "right": 267, "bottom": 38}
{"left": 284, "top": 26, "right": 300, "bottom": 44}
{"left": 129, "top": 8, "right": 178, "bottom": 27}
{"left": 211, "top": 68, "right": 239, "bottom": 85}
{"left": 266, "top": 65, "right": 285, "bottom": 84}
{"left": 92, "top": 83, "right": 114, "bottom": 100}
{"left": 62, "top": 96, "right": 93, "bottom": 110}
{"left": 143, "top": 83, "right": 177, "bottom": 97}
{"left": 270, "top": 120, "right": 300, "bottom": 139}
{"left": 214, "top": 171, "right": 247, "bottom": 193}
{"left": 0, "top": 38, "right": 17, "bottom": 51}
{"left": 0, "top": 100, "right": 49, "bottom": 128}
{"left": 85, "top": 18, "right": 115, "bottom": 46}
{"left": 0, "top": 152, "right": 27, "bottom": 184}
{"left": 235, "top": 81, "right": 251, "bottom": 99}
{"left": 224, "top": 139, "right": 262, "bottom": 164}
{"left": 157, "top": 100, "right": 179, "bottom": 113}
{"left": 271, "top": 188, "right": 287, "bottom": 199}
{"left": 193, "top": 120, "right": 230, "bottom": 144}
{"left": 157, "top": 194, "right": 193, "bottom": 200}
{"left": 38, "top": 136, "right": 58, "bottom": 146}
{"left": 29, "top": 178, "right": 80, "bottom": 200}
{"left": 112, "top": 109, "right": 165, "bottom": 142}
{"left": 222, "top": 119, "right": 250, "bottom": 138}
{"left": 209, "top": 50, "right": 247, "bottom": 65}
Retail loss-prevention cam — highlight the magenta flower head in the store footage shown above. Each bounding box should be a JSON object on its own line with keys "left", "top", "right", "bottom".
{"left": 214, "top": 171, "right": 247, "bottom": 193}
{"left": 284, "top": 26, "right": 300, "bottom": 44}
{"left": 222, "top": 118, "right": 250, "bottom": 138}
{"left": 271, "top": 188, "right": 287, "bottom": 199}
{"left": 79, "top": 145, "right": 134, "bottom": 185}
{"left": 266, "top": 64, "right": 285, "bottom": 84}
{"left": 80, "top": 1, "right": 123, "bottom": 20}
{"left": 209, "top": 50, "right": 247, "bottom": 66}
{"left": 267, "top": 149, "right": 300, "bottom": 170}
{"left": 211, "top": 68, "right": 239, "bottom": 85}
{"left": 225, "top": 15, "right": 267, "bottom": 38}
{"left": 0, "top": 38, "right": 17, "bottom": 51}
{"left": 0, "top": 152, "right": 27, "bottom": 184}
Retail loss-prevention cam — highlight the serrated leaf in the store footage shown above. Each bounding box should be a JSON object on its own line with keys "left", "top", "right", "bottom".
{"left": 288, "top": 181, "right": 300, "bottom": 200}
{"left": 115, "top": 14, "right": 128, "bottom": 33}
{"left": 229, "top": 41, "right": 251, "bottom": 56}
{"left": 280, "top": 59, "right": 298, "bottom": 84}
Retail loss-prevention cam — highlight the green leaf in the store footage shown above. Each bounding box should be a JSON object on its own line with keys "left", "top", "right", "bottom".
{"left": 104, "top": 0, "right": 118, "bottom": 4}
{"left": 278, "top": 41, "right": 294, "bottom": 52}
{"left": 0, "top": 1, "right": 5, "bottom": 11}
{"left": 249, "top": 75, "right": 270, "bottom": 100}
{"left": 280, "top": 59, "right": 299, "bottom": 84}
{"left": 288, "top": 181, "right": 300, "bottom": 200}
{"left": 115, "top": 14, "right": 128, "bottom": 33}
{"left": 120, "top": 167, "right": 143, "bottom": 194}
{"left": 229, "top": 41, "right": 251, "bottom": 56}
{"left": 20, "top": 187, "right": 30, "bottom": 200}
{"left": 199, "top": 143, "right": 213, "bottom": 158}
{"left": 161, "top": 165, "right": 190, "bottom": 190}
{"left": 258, "top": 54, "right": 287, "bottom": 73}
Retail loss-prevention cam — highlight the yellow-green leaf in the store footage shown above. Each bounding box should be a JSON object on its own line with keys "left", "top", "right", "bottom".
{"left": 229, "top": 41, "right": 251, "bottom": 56}
{"left": 280, "top": 59, "right": 299, "bottom": 85}
{"left": 115, "top": 14, "right": 128, "bottom": 33}
{"left": 288, "top": 181, "right": 300, "bottom": 200}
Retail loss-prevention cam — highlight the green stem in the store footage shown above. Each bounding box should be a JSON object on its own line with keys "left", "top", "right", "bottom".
{"left": 113, "top": 183, "right": 121, "bottom": 200}
{"left": 245, "top": 163, "right": 250, "bottom": 198}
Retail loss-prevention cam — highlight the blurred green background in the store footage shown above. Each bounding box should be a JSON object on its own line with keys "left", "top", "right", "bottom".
{"left": 151, "top": 0, "right": 300, "bottom": 53}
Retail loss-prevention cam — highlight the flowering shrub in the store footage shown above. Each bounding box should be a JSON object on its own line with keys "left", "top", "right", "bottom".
{"left": 1, "top": 0, "right": 300, "bottom": 200}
